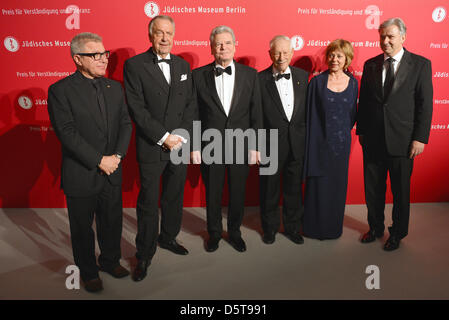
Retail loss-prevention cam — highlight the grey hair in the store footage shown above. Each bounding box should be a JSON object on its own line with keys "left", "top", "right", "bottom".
{"left": 379, "top": 17, "right": 407, "bottom": 36}
{"left": 269, "top": 35, "right": 293, "bottom": 50}
{"left": 70, "top": 32, "right": 102, "bottom": 57}
{"left": 209, "top": 25, "right": 236, "bottom": 44}
{"left": 148, "top": 15, "right": 175, "bottom": 35}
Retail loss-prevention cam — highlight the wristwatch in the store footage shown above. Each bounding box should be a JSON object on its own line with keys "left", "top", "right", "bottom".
{"left": 115, "top": 153, "right": 123, "bottom": 159}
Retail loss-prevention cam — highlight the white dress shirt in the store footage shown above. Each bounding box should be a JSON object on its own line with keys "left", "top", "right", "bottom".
{"left": 215, "top": 61, "right": 235, "bottom": 116}
{"left": 382, "top": 48, "right": 404, "bottom": 86}
{"left": 273, "top": 66, "right": 294, "bottom": 121}
{"left": 157, "top": 52, "right": 171, "bottom": 85}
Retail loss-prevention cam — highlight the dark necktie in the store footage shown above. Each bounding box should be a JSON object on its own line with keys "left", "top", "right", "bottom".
{"left": 275, "top": 73, "right": 291, "bottom": 81}
{"left": 383, "top": 57, "right": 395, "bottom": 100}
{"left": 92, "top": 79, "right": 108, "bottom": 129}
{"left": 156, "top": 58, "right": 171, "bottom": 64}
{"left": 215, "top": 66, "right": 232, "bottom": 76}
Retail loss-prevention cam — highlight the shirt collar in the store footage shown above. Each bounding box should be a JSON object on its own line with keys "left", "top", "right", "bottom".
{"left": 156, "top": 52, "right": 171, "bottom": 60}
{"left": 75, "top": 70, "right": 101, "bottom": 83}
{"left": 272, "top": 66, "right": 291, "bottom": 77}
{"left": 215, "top": 60, "right": 234, "bottom": 70}
{"left": 384, "top": 48, "right": 404, "bottom": 63}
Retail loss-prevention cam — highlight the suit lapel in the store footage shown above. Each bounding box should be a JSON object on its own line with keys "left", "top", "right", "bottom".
{"left": 206, "top": 63, "right": 227, "bottom": 115}
{"left": 102, "top": 78, "right": 115, "bottom": 141}
{"left": 374, "top": 55, "right": 384, "bottom": 101}
{"left": 265, "top": 69, "right": 289, "bottom": 121}
{"left": 143, "top": 50, "right": 170, "bottom": 94}
{"left": 71, "top": 73, "right": 105, "bottom": 132}
{"left": 228, "top": 62, "right": 243, "bottom": 118}
{"left": 389, "top": 49, "right": 412, "bottom": 99}
{"left": 169, "top": 56, "right": 180, "bottom": 91}
{"left": 291, "top": 68, "right": 304, "bottom": 121}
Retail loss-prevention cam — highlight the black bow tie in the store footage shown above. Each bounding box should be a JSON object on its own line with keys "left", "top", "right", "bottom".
{"left": 215, "top": 66, "right": 232, "bottom": 76}
{"left": 275, "top": 73, "right": 291, "bottom": 81}
{"left": 156, "top": 58, "right": 171, "bottom": 64}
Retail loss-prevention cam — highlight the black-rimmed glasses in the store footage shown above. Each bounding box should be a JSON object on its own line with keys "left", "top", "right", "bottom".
{"left": 76, "top": 51, "right": 110, "bottom": 60}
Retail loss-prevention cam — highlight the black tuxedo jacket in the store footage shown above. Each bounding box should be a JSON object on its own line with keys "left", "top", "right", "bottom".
{"left": 124, "top": 48, "right": 196, "bottom": 163}
{"left": 48, "top": 71, "right": 132, "bottom": 197}
{"left": 258, "top": 66, "right": 309, "bottom": 160}
{"left": 356, "top": 49, "right": 433, "bottom": 156}
{"left": 192, "top": 61, "right": 263, "bottom": 159}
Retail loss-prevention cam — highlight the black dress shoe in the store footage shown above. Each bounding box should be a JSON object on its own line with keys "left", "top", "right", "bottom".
{"left": 99, "top": 264, "right": 130, "bottom": 278}
{"left": 229, "top": 236, "right": 246, "bottom": 252}
{"left": 383, "top": 235, "right": 401, "bottom": 251}
{"left": 132, "top": 260, "right": 149, "bottom": 282}
{"left": 84, "top": 278, "right": 103, "bottom": 293}
{"left": 284, "top": 232, "right": 304, "bottom": 244}
{"left": 206, "top": 237, "right": 220, "bottom": 252}
{"left": 262, "top": 231, "right": 276, "bottom": 244}
{"left": 360, "top": 230, "right": 384, "bottom": 243}
{"left": 159, "top": 239, "right": 189, "bottom": 255}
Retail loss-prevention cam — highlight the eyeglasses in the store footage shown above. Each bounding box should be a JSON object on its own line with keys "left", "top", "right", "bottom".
{"left": 76, "top": 51, "right": 110, "bottom": 60}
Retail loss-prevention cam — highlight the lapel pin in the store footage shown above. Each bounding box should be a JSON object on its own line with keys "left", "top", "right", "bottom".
{"left": 106, "top": 85, "right": 111, "bottom": 88}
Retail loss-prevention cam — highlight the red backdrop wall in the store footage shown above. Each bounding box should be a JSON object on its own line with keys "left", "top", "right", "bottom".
{"left": 1, "top": 0, "right": 448, "bottom": 208}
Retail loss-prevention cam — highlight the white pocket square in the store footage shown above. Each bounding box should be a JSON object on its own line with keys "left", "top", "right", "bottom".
{"left": 180, "top": 74, "right": 187, "bottom": 81}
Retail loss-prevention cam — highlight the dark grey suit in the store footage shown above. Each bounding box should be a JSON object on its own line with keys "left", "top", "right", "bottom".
{"left": 356, "top": 48, "right": 433, "bottom": 239}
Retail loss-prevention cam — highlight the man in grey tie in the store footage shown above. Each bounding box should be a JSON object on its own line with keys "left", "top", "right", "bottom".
{"left": 357, "top": 17, "right": 433, "bottom": 251}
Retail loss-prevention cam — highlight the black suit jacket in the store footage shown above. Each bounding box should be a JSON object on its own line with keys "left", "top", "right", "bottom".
{"left": 356, "top": 49, "right": 433, "bottom": 157}
{"left": 258, "top": 66, "right": 309, "bottom": 160}
{"left": 48, "top": 71, "right": 132, "bottom": 197}
{"left": 192, "top": 61, "right": 263, "bottom": 160}
{"left": 124, "top": 48, "right": 196, "bottom": 163}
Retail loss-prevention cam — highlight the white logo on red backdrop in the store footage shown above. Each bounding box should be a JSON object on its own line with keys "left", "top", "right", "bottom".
{"left": 432, "top": 7, "right": 446, "bottom": 23}
{"left": 291, "top": 36, "right": 304, "bottom": 51}
{"left": 66, "top": 5, "right": 80, "bottom": 30}
{"left": 144, "top": 2, "right": 160, "bottom": 18}
{"left": 4, "top": 36, "right": 19, "bottom": 52}
{"left": 18, "top": 96, "right": 33, "bottom": 110}
{"left": 365, "top": 5, "right": 381, "bottom": 29}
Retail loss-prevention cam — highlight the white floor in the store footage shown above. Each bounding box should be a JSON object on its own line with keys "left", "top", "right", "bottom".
{"left": 0, "top": 203, "right": 448, "bottom": 300}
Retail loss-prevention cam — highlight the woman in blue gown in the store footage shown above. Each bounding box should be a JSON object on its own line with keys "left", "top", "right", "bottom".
{"left": 303, "top": 39, "right": 358, "bottom": 240}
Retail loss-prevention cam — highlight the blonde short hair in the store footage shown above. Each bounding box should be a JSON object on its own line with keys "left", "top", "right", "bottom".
{"left": 325, "top": 39, "right": 354, "bottom": 70}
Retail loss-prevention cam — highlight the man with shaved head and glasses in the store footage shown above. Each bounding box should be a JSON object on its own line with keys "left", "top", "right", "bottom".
{"left": 48, "top": 32, "right": 132, "bottom": 292}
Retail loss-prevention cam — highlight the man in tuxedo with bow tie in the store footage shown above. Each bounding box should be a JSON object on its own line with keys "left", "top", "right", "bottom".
{"left": 191, "top": 25, "right": 263, "bottom": 253}
{"left": 48, "top": 32, "right": 132, "bottom": 292}
{"left": 357, "top": 17, "right": 433, "bottom": 251}
{"left": 258, "top": 35, "right": 309, "bottom": 245}
{"left": 124, "top": 15, "right": 196, "bottom": 281}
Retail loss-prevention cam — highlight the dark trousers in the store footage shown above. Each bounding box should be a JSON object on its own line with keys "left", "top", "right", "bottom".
{"left": 135, "top": 161, "right": 187, "bottom": 261}
{"left": 201, "top": 163, "right": 249, "bottom": 239}
{"left": 66, "top": 179, "right": 123, "bottom": 282}
{"left": 363, "top": 149, "right": 413, "bottom": 239}
{"left": 260, "top": 149, "right": 304, "bottom": 235}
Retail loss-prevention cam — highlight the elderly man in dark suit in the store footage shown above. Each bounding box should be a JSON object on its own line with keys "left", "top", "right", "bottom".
{"left": 258, "top": 35, "right": 309, "bottom": 245}
{"left": 191, "top": 25, "right": 263, "bottom": 253}
{"left": 48, "top": 32, "right": 132, "bottom": 292}
{"left": 124, "top": 15, "right": 196, "bottom": 281}
{"left": 357, "top": 17, "right": 433, "bottom": 251}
